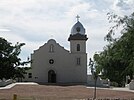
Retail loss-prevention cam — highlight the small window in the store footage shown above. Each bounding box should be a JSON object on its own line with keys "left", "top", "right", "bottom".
{"left": 76, "top": 27, "right": 80, "bottom": 32}
{"left": 28, "top": 73, "right": 32, "bottom": 78}
{"left": 49, "top": 59, "right": 54, "bottom": 64}
{"left": 77, "top": 58, "right": 81, "bottom": 65}
{"left": 49, "top": 44, "right": 54, "bottom": 52}
{"left": 77, "top": 44, "right": 80, "bottom": 51}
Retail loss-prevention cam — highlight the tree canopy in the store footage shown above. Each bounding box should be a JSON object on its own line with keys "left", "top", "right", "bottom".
{"left": 94, "top": 12, "right": 134, "bottom": 86}
{"left": 0, "top": 37, "right": 29, "bottom": 80}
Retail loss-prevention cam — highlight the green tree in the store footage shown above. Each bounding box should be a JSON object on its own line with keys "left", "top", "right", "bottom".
{"left": 0, "top": 37, "right": 29, "bottom": 80}
{"left": 94, "top": 12, "right": 134, "bottom": 86}
{"left": 15, "top": 67, "right": 31, "bottom": 82}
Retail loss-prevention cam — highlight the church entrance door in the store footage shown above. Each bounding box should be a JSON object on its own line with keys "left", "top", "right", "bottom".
{"left": 48, "top": 70, "right": 56, "bottom": 83}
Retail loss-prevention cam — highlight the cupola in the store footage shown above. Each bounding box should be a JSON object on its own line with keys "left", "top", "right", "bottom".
{"left": 71, "top": 21, "right": 85, "bottom": 35}
{"left": 68, "top": 15, "right": 88, "bottom": 41}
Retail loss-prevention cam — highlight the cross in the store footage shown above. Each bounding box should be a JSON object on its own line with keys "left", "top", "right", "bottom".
{"left": 76, "top": 15, "right": 80, "bottom": 22}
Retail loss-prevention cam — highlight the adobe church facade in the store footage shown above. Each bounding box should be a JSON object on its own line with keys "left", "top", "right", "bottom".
{"left": 25, "top": 17, "right": 88, "bottom": 84}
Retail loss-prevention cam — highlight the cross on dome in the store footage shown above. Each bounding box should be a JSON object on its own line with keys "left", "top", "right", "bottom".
{"left": 76, "top": 15, "right": 80, "bottom": 22}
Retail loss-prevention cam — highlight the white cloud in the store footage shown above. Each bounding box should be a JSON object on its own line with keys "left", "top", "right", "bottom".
{"left": 66, "top": 2, "right": 92, "bottom": 16}
{"left": 0, "top": 0, "right": 134, "bottom": 61}
{"left": 0, "top": 28, "right": 10, "bottom": 32}
{"left": 110, "top": 0, "right": 134, "bottom": 16}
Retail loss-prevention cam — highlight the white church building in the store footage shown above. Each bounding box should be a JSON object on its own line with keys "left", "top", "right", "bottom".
{"left": 25, "top": 17, "right": 88, "bottom": 84}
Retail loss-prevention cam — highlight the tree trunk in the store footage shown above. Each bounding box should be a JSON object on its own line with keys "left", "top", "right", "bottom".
{"left": 93, "top": 77, "right": 97, "bottom": 100}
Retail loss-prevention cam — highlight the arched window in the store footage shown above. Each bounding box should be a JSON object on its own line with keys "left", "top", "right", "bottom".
{"left": 49, "top": 44, "right": 54, "bottom": 52}
{"left": 77, "top": 44, "right": 80, "bottom": 51}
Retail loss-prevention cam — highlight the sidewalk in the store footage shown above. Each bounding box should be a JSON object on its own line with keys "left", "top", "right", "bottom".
{"left": 87, "top": 86, "right": 134, "bottom": 92}
{"left": 0, "top": 83, "right": 16, "bottom": 89}
{"left": 0, "top": 82, "right": 38, "bottom": 89}
{"left": 111, "top": 87, "right": 134, "bottom": 92}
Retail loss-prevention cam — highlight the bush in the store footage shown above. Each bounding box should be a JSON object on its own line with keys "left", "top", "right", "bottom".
{"left": 110, "top": 82, "right": 118, "bottom": 87}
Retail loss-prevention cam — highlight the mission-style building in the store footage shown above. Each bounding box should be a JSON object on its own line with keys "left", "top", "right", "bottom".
{"left": 25, "top": 16, "right": 88, "bottom": 84}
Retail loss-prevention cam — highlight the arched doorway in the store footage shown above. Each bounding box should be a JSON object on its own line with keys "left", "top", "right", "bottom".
{"left": 48, "top": 70, "right": 56, "bottom": 83}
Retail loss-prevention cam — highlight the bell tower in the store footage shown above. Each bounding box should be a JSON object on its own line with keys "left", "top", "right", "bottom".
{"left": 68, "top": 15, "right": 88, "bottom": 53}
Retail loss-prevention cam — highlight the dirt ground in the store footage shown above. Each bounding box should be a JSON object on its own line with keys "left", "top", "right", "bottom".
{"left": 0, "top": 84, "right": 134, "bottom": 100}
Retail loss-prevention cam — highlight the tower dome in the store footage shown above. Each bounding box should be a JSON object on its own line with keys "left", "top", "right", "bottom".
{"left": 68, "top": 15, "right": 88, "bottom": 41}
{"left": 71, "top": 21, "right": 85, "bottom": 35}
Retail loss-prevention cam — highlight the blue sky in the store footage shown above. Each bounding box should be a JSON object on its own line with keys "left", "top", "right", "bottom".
{"left": 0, "top": 0, "right": 134, "bottom": 63}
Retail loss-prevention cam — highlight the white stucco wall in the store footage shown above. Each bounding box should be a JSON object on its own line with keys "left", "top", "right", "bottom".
{"left": 70, "top": 40, "right": 86, "bottom": 53}
{"left": 25, "top": 39, "right": 87, "bottom": 84}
